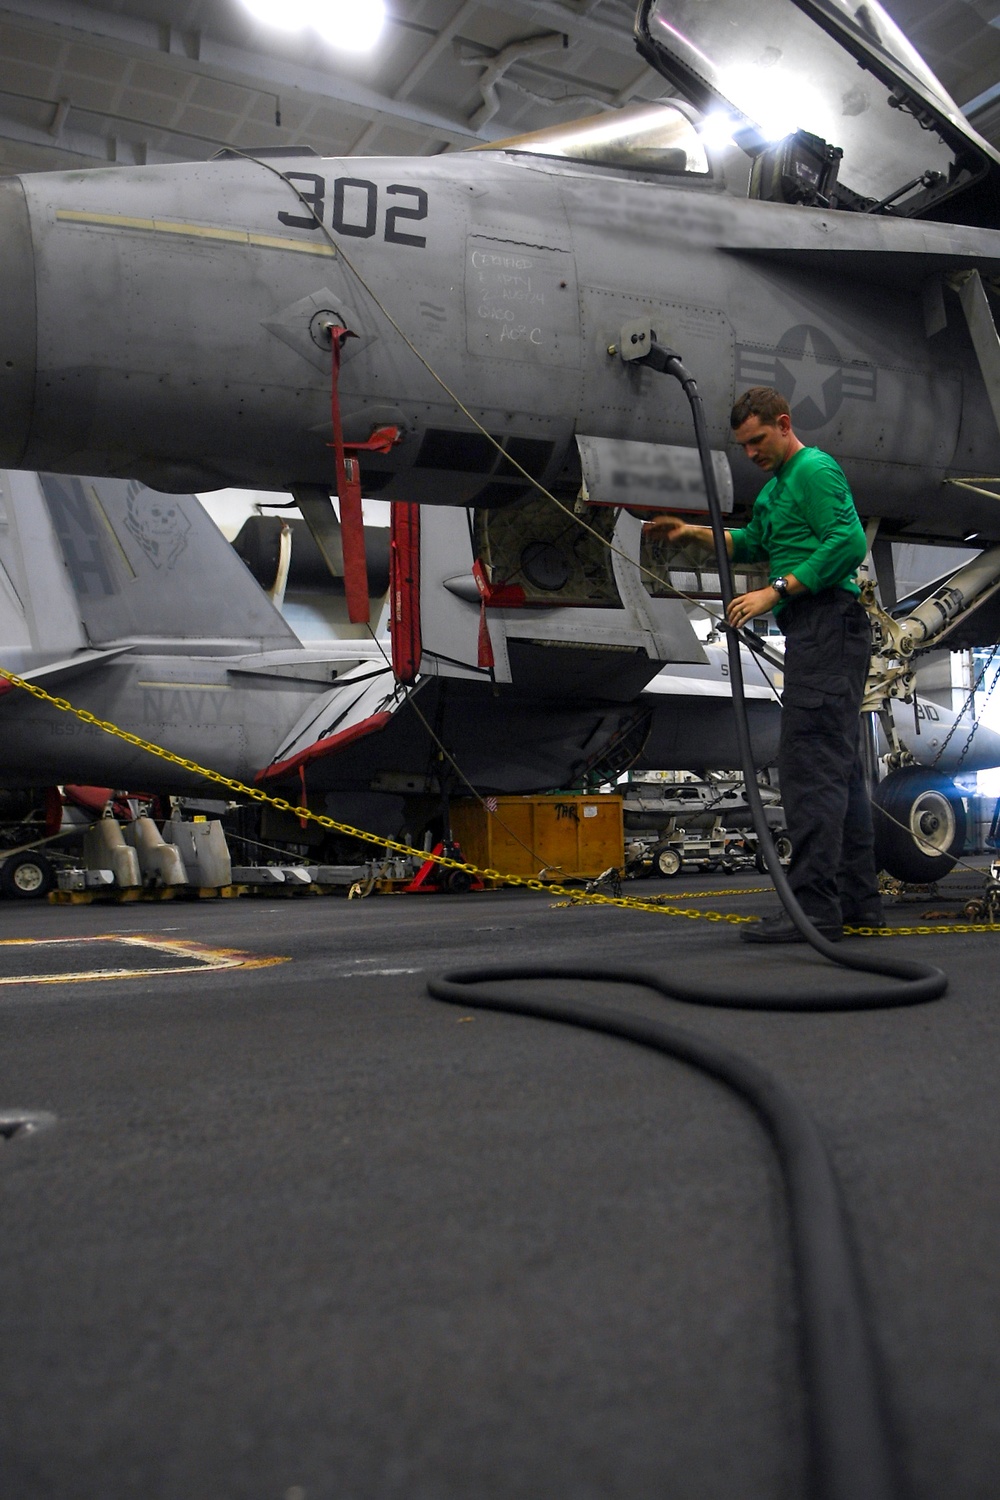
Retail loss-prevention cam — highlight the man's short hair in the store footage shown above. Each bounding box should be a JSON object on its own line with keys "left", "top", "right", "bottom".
{"left": 730, "top": 387, "right": 791, "bottom": 430}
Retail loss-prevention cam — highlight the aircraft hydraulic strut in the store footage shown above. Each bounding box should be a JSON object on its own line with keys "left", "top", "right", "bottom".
{"left": 862, "top": 545, "right": 1000, "bottom": 765}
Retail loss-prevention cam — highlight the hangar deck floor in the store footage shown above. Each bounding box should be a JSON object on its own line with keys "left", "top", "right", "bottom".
{"left": 0, "top": 870, "right": 997, "bottom": 1500}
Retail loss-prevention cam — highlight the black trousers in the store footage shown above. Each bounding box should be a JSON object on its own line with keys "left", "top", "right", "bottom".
{"left": 778, "top": 589, "right": 880, "bottom": 925}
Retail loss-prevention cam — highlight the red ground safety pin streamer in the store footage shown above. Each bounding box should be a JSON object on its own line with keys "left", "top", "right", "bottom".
{"left": 328, "top": 325, "right": 370, "bottom": 625}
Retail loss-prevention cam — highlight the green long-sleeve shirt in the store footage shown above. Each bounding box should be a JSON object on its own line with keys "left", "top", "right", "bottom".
{"left": 728, "top": 447, "right": 867, "bottom": 614}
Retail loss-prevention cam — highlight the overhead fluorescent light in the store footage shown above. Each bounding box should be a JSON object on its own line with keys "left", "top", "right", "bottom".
{"left": 241, "top": 0, "right": 386, "bottom": 53}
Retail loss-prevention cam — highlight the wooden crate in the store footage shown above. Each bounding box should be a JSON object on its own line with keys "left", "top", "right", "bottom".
{"left": 450, "top": 794, "right": 623, "bottom": 881}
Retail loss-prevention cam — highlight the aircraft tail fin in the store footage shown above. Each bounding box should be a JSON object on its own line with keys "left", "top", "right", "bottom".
{"left": 21, "top": 473, "right": 299, "bottom": 651}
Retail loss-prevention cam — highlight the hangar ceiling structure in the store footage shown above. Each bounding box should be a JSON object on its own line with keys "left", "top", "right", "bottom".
{"left": 0, "top": 0, "right": 998, "bottom": 178}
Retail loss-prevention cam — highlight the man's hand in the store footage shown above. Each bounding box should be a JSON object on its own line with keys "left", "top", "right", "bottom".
{"left": 642, "top": 513, "right": 690, "bottom": 543}
{"left": 642, "top": 514, "right": 724, "bottom": 554}
{"left": 727, "top": 587, "right": 776, "bottom": 629}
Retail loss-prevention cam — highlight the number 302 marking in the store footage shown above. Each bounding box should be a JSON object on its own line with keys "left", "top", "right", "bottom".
{"left": 278, "top": 173, "right": 428, "bottom": 248}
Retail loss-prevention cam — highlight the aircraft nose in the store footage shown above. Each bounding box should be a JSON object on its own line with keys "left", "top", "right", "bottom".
{"left": 0, "top": 177, "right": 36, "bottom": 466}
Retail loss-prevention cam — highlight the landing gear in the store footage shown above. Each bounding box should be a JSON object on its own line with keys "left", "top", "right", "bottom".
{"left": 872, "top": 767, "right": 967, "bottom": 883}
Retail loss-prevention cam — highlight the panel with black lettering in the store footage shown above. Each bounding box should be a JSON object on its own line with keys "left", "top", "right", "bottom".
{"left": 385, "top": 185, "right": 428, "bottom": 248}
{"left": 277, "top": 172, "right": 326, "bottom": 230}
{"left": 273, "top": 175, "right": 430, "bottom": 246}
{"left": 332, "top": 177, "right": 378, "bottom": 239}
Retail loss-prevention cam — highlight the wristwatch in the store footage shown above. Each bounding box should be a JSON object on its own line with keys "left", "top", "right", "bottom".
{"left": 771, "top": 576, "right": 789, "bottom": 599}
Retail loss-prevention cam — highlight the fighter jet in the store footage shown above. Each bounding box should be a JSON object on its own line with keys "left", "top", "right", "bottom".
{"left": 2, "top": 0, "right": 999, "bottom": 871}
{"left": 2, "top": 0, "right": 1000, "bottom": 549}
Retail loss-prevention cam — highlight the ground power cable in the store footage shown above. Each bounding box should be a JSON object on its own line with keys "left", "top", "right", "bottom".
{"left": 427, "top": 349, "right": 948, "bottom": 1500}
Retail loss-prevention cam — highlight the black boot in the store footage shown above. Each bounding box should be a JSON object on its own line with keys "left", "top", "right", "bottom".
{"left": 740, "top": 914, "right": 844, "bottom": 944}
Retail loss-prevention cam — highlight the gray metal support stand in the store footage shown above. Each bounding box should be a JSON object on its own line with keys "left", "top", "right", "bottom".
{"left": 290, "top": 484, "right": 345, "bottom": 583}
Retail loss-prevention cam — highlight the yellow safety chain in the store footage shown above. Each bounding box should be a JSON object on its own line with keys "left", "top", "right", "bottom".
{"left": 5, "top": 667, "right": 998, "bottom": 935}
{"left": 846, "top": 922, "right": 1000, "bottom": 936}
{"left": 0, "top": 666, "right": 756, "bottom": 923}
{"left": 649, "top": 886, "right": 773, "bottom": 899}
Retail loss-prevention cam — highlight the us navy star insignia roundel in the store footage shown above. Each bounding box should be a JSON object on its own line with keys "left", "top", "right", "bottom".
{"left": 735, "top": 324, "right": 876, "bottom": 430}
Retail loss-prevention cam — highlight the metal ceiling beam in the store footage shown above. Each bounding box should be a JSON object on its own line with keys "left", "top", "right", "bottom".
{"left": 0, "top": 104, "right": 151, "bottom": 163}
{"left": 493, "top": 0, "right": 640, "bottom": 52}
{"left": 0, "top": 0, "right": 502, "bottom": 145}
{"left": 350, "top": 0, "right": 484, "bottom": 155}
{"left": 395, "top": 0, "right": 482, "bottom": 101}
{"left": 2, "top": 84, "right": 439, "bottom": 163}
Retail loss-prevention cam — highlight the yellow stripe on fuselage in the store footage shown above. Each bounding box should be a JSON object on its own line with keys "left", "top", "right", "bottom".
{"left": 55, "top": 209, "right": 336, "bottom": 257}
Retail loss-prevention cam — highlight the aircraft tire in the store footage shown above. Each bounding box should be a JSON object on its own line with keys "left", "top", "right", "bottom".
{"left": 872, "top": 767, "right": 967, "bottom": 883}
{"left": 1, "top": 849, "right": 54, "bottom": 900}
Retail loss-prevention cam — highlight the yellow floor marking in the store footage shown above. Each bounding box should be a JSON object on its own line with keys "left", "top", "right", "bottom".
{"left": 0, "top": 934, "right": 288, "bottom": 987}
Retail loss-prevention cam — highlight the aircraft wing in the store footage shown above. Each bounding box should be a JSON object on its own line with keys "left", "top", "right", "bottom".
{"left": 0, "top": 647, "right": 132, "bottom": 698}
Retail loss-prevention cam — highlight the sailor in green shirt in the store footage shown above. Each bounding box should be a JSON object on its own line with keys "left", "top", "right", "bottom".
{"left": 645, "top": 386, "right": 882, "bottom": 942}
{"left": 727, "top": 446, "right": 867, "bottom": 610}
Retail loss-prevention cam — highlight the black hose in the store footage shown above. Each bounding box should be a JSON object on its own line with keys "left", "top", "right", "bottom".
{"left": 428, "top": 970, "right": 903, "bottom": 1500}
{"left": 426, "top": 347, "right": 946, "bottom": 1500}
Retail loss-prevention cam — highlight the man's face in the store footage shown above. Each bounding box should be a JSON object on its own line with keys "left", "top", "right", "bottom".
{"left": 732, "top": 413, "right": 793, "bottom": 472}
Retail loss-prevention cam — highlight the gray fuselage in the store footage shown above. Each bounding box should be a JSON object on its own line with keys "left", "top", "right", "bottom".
{"left": 1, "top": 151, "right": 999, "bottom": 540}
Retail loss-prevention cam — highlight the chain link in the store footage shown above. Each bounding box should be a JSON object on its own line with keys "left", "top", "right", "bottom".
{"left": 647, "top": 886, "right": 773, "bottom": 898}
{"left": 955, "top": 651, "right": 1000, "bottom": 773}
{"left": 930, "top": 643, "right": 999, "bottom": 772}
{"left": 845, "top": 922, "right": 1000, "bottom": 935}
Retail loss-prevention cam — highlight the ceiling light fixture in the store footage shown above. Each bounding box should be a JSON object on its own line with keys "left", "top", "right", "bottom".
{"left": 241, "top": 0, "right": 386, "bottom": 53}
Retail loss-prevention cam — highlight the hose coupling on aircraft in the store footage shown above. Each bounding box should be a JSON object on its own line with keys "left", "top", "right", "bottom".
{"left": 615, "top": 319, "right": 689, "bottom": 382}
